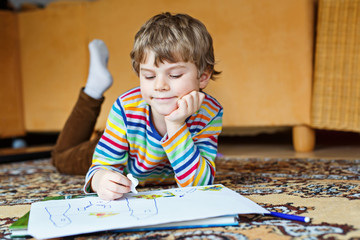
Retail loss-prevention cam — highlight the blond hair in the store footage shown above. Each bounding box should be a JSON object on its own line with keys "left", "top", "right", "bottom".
{"left": 130, "top": 12, "right": 220, "bottom": 80}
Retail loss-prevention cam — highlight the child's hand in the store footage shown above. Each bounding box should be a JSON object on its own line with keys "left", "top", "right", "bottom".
{"left": 165, "top": 91, "right": 205, "bottom": 136}
{"left": 91, "top": 169, "right": 132, "bottom": 200}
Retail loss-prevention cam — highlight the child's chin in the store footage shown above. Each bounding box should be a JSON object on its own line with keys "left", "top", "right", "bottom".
{"left": 150, "top": 103, "right": 178, "bottom": 117}
{"left": 158, "top": 108, "right": 177, "bottom": 117}
{"left": 161, "top": 110, "right": 176, "bottom": 116}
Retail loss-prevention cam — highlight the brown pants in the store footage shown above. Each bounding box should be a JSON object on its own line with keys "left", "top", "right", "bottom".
{"left": 51, "top": 89, "right": 103, "bottom": 175}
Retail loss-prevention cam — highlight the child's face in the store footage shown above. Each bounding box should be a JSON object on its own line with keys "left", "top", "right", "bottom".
{"left": 139, "top": 50, "right": 209, "bottom": 118}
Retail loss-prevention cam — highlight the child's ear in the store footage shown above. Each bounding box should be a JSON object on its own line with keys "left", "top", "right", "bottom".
{"left": 199, "top": 70, "right": 211, "bottom": 89}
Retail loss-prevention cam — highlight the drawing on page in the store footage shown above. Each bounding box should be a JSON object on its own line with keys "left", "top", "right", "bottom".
{"left": 134, "top": 188, "right": 197, "bottom": 199}
{"left": 42, "top": 187, "right": 215, "bottom": 228}
{"left": 77, "top": 200, "right": 112, "bottom": 212}
{"left": 199, "top": 185, "right": 223, "bottom": 191}
{"left": 126, "top": 198, "right": 158, "bottom": 220}
{"left": 174, "top": 187, "right": 196, "bottom": 197}
{"left": 45, "top": 203, "right": 72, "bottom": 227}
{"left": 44, "top": 199, "right": 119, "bottom": 227}
{"left": 134, "top": 191, "right": 175, "bottom": 199}
{"left": 43, "top": 196, "right": 161, "bottom": 227}
{"left": 79, "top": 200, "right": 118, "bottom": 218}
{"left": 89, "top": 212, "right": 119, "bottom": 218}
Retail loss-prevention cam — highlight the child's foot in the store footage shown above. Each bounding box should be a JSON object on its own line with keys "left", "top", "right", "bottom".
{"left": 84, "top": 39, "right": 113, "bottom": 99}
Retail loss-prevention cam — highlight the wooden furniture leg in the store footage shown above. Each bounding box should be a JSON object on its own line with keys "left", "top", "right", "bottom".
{"left": 292, "top": 125, "right": 315, "bottom": 152}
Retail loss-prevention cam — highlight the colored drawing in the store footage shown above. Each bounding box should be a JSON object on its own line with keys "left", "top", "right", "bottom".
{"left": 89, "top": 212, "right": 119, "bottom": 218}
{"left": 42, "top": 187, "right": 216, "bottom": 229}
{"left": 199, "top": 185, "right": 223, "bottom": 191}
{"left": 134, "top": 188, "right": 197, "bottom": 199}
{"left": 42, "top": 187, "right": 199, "bottom": 228}
{"left": 134, "top": 194, "right": 163, "bottom": 199}
{"left": 44, "top": 200, "right": 117, "bottom": 228}
{"left": 134, "top": 191, "right": 175, "bottom": 199}
{"left": 174, "top": 188, "right": 196, "bottom": 197}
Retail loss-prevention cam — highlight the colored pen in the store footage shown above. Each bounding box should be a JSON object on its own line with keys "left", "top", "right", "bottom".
{"left": 265, "top": 212, "right": 311, "bottom": 223}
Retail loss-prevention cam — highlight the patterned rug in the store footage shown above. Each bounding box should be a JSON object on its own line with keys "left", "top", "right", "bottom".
{"left": 1, "top": 157, "right": 359, "bottom": 239}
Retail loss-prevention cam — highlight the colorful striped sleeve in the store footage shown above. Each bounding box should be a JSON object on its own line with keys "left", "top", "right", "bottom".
{"left": 161, "top": 96, "right": 223, "bottom": 187}
{"left": 84, "top": 97, "right": 129, "bottom": 193}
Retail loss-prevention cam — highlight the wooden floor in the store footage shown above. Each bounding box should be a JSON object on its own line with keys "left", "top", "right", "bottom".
{"left": 218, "top": 129, "right": 360, "bottom": 160}
{"left": 219, "top": 142, "right": 360, "bottom": 159}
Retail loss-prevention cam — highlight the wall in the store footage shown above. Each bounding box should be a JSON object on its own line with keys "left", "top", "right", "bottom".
{"left": 0, "top": 11, "right": 25, "bottom": 138}
{"left": 5, "top": 0, "right": 316, "bottom": 133}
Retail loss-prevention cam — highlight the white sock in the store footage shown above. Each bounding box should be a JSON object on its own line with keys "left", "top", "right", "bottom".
{"left": 84, "top": 39, "right": 113, "bottom": 99}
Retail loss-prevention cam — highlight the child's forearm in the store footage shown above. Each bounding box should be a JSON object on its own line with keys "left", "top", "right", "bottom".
{"left": 161, "top": 124, "right": 217, "bottom": 187}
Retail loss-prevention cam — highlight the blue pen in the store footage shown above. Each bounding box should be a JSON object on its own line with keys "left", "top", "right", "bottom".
{"left": 265, "top": 212, "right": 311, "bottom": 223}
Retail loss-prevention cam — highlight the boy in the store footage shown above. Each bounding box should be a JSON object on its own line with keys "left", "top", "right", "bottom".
{"left": 84, "top": 12, "right": 223, "bottom": 200}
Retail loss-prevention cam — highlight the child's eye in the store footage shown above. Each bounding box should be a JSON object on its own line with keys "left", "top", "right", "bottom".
{"left": 170, "top": 74, "right": 182, "bottom": 79}
{"left": 145, "top": 76, "right": 155, "bottom": 80}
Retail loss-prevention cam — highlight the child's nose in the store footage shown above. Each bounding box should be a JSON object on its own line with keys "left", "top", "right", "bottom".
{"left": 155, "top": 76, "right": 169, "bottom": 91}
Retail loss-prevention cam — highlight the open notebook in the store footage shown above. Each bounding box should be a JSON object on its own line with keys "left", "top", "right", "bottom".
{"left": 11, "top": 184, "right": 269, "bottom": 239}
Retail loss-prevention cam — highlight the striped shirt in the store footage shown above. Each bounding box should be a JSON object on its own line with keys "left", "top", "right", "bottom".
{"left": 84, "top": 87, "right": 223, "bottom": 192}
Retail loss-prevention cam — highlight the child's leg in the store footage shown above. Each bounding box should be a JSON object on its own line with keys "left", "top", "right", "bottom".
{"left": 51, "top": 91, "right": 103, "bottom": 175}
{"left": 51, "top": 39, "right": 112, "bottom": 175}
